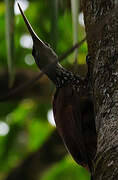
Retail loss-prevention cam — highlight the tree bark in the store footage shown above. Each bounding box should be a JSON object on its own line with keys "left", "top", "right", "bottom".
{"left": 82, "top": 0, "right": 118, "bottom": 179}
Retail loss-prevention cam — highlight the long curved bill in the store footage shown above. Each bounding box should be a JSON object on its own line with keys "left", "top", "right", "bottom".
{"left": 18, "top": 3, "right": 45, "bottom": 46}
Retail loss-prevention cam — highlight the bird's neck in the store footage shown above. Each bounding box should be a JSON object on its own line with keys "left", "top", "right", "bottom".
{"left": 45, "top": 63, "right": 82, "bottom": 89}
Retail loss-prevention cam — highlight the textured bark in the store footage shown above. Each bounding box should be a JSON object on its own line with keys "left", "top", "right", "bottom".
{"left": 82, "top": 0, "right": 118, "bottom": 179}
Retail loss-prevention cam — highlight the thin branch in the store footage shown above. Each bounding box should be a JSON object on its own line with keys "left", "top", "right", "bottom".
{"left": 0, "top": 37, "right": 86, "bottom": 102}
{"left": 58, "top": 37, "right": 86, "bottom": 61}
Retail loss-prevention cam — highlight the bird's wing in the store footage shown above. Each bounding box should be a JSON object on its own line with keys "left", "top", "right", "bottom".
{"left": 53, "top": 86, "right": 89, "bottom": 169}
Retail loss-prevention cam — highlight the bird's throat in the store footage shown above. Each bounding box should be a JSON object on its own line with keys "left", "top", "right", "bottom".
{"left": 46, "top": 62, "right": 82, "bottom": 89}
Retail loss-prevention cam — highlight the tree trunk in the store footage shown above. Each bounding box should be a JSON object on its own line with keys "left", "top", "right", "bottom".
{"left": 82, "top": 0, "right": 118, "bottom": 179}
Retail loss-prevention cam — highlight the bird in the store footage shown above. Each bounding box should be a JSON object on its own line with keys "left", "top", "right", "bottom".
{"left": 18, "top": 3, "right": 97, "bottom": 174}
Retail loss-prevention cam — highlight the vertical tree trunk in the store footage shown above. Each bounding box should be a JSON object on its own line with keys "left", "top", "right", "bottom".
{"left": 82, "top": 0, "right": 118, "bottom": 179}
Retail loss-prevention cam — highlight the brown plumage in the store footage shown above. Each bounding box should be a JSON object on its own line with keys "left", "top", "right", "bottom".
{"left": 53, "top": 86, "right": 96, "bottom": 171}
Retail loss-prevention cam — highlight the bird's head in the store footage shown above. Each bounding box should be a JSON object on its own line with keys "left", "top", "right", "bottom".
{"left": 18, "top": 3, "right": 58, "bottom": 71}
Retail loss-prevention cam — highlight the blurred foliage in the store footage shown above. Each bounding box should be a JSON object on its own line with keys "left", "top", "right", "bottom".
{"left": 41, "top": 156, "right": 90, "bottom": 180}
{"left": 0, "top": 0, "right": 89, "bottom": 180}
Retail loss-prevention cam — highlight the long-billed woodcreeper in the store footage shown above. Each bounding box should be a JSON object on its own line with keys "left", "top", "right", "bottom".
{"left": 18, "top": 3, "right": 97, "bottom": 174}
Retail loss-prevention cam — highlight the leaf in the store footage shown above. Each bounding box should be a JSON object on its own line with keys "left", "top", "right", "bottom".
{"left": 50, "top": 0, "right": 58, "bottom": 49}
{"left": 71, "top": 0, "right": 79, "bottom": 70}
{"left": 5, "top": 0, "right": 15, "bottom": 88}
